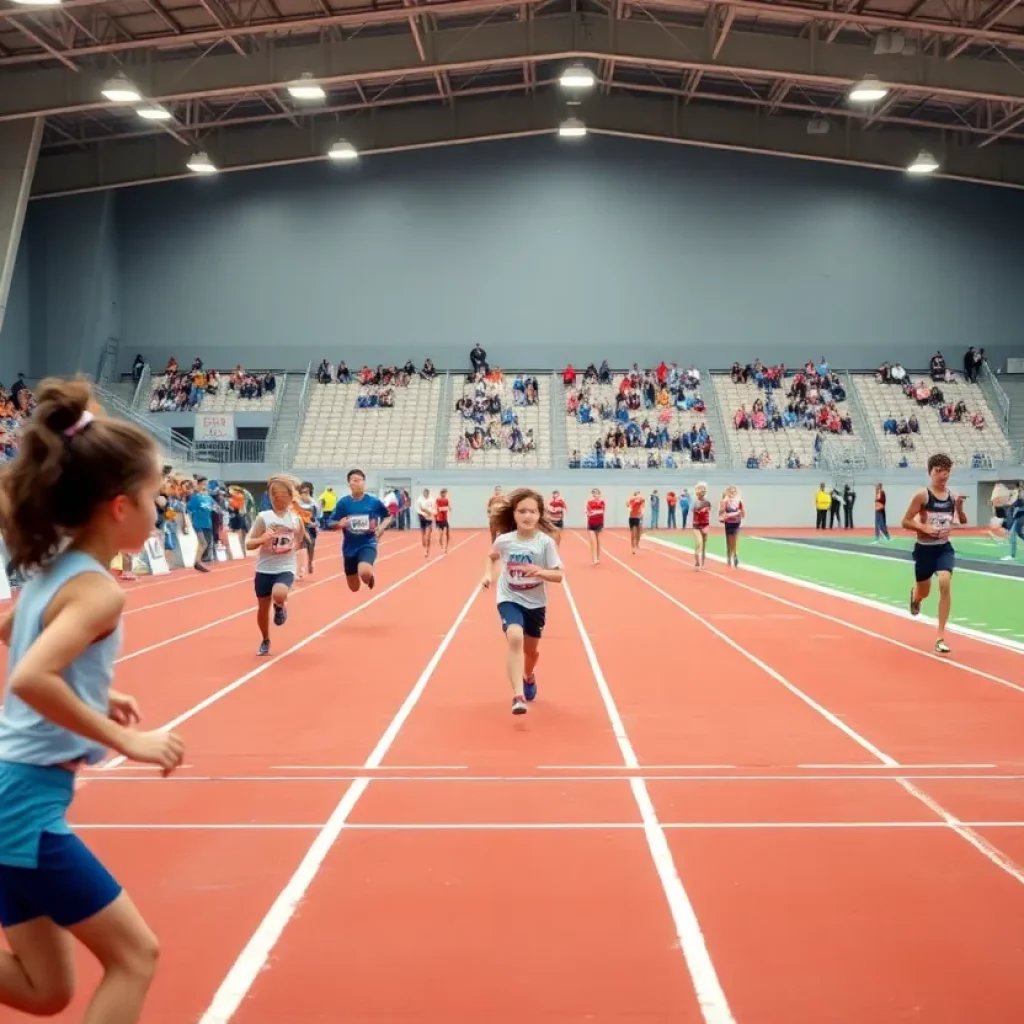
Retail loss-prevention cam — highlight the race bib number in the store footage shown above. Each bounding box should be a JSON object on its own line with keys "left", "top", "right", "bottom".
{"left": 507, "top": 555, "right": 539, "bottom": 591}
{"left": 929, "top": 512, "right": 953, "bottom": 539}
{"left": 270, "top": 530, "right": 295, "bottom": 554}
{"left": 348, "top": 514, "right": 371, "bottom": 533}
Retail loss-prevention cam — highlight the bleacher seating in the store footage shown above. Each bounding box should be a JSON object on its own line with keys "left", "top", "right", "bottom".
{"left": 853, "top": 371, "right": 1012, "bottom": 468}
{"left": 294, "top": 375, "right": 441, "bottom": 469}
{"left": 148, "top": 372, "right": 279, "bottom": 414}
{"left": 711, "top": 364, "right": 862, "bottom": 470}
{"left": 445, "top": 372, "right": 551, "bottom": 470}
{"left": 565, "top": 369, "right": 715, "bottom": 468}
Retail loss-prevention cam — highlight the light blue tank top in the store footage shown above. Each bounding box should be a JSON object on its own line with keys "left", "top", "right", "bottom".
{"left": 0, "top": 550, "right": 123, "bottom": 767}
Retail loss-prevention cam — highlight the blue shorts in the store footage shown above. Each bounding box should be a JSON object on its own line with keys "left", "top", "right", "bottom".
{"left": 254, "top": 570, "right": 295, "bottom": 599}
{"left": 724, "top": 521, "right": 741, "bottom": 535}
{"left": 344, "top": 544, "right": 377, "bottom": 577}
{"left": 498, "top": 601, "right": 547, "bottom": 639}
{"left": 913, "top": 542, "right": 955, "bottom": 582}
{"left": 0, "top": 831, "right": 122, "bottom": 928}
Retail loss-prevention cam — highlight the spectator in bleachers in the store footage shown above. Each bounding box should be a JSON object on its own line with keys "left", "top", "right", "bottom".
{"left": 470, "top": 344, "right": 488, "bottom": 376}
{"left": 563, "top": 364, "right": 577, "bottom": 388}
{"left": 420, "top": 359, "right": 437, "bottom": 379}
{"left": 930, "top": 351, "right": 946, "bottom": 381}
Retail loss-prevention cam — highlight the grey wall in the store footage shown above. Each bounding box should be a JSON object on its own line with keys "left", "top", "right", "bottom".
{"left": 16, "top": 135, "right": 1024, "bottom": 380}
{"left": 0, "top": 234, "right": 29, "bottom": 384}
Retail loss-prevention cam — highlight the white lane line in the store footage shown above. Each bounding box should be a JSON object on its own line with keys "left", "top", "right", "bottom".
{"left": 197, "top": 573, "right": 482, "bottom": 1024}
{"left": 103, "top": 535, "right": 474, "bottom": 769}
{"left": 562, "top": 573, "right": 736, "bottom": 1024}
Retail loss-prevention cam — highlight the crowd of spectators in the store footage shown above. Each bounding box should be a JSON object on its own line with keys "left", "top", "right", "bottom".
{"left": 0, "top": 375, "right": 35, "bottom": 463}
{"left": 876, "top": 355, "right": 986, "bottom": 437}
{"left": 730, "top": 357, "right": 852, "bottom": 436}
{"left": 454, "top": 367, "right": 539, "bottom": 460}
{"left": 315, "top": 358, "right": 438, "bottom": 410}
{"left": 567, "top": 361, "right": 715, "bottom": 468}
{"left": 149, "top": 357, "right": 276, "bottom": 411}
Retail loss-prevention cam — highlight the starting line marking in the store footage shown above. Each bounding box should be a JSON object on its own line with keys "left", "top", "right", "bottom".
{"left": 71, "top": 820, "right": 1024, "bottom": 831}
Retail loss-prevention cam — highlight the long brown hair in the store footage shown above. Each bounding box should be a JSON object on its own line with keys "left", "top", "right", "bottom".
{"left": 0, "top": 375, "right": 158, "bottom": 573}
{"left": 489, "top": 487, "right": 556, "bottom": 537}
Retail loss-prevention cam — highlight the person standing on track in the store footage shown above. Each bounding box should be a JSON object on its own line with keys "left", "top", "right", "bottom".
{"left": 901, "top": 452, "right": 968, "bottom": 655}
{"left": 415, "top": 488, "right": 435, "bottom": 559}
{"left": 247, "top": 476, "right": 304, "bottom": 656}
{"left": 691, "top": 482, "right": 712, "bottom": 569}
{"left": 719, "top": 485, "right": 744, "bottom": 567}
{"left": 627, "top": 490, "right": 645, "bottom": 554}
{"left": 330, "top": 468, "right": 394, "bottom": 593}
{"left": 585, "top": 487, "right": 606, "bottom": 564}
{"left": 481, "top": 488, "right": 563, "bottom": 716}
{"left": 547, "top": 490, "right": 567, "bottom": 547}
{"left": 292, "top": 482, "right": 318, "bottom": 580}
{"left": 434, "top": 488, "right": 451, "bottom": 555}
{"left": 0, "top": 377, "right": 184, "bottom": 1023}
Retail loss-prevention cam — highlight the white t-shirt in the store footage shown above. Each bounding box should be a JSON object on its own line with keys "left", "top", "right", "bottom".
{"left": 493, "top": 530, "right": 561, "bottom": 610}
{"left": 416, "top": 496, "right": 435, "bottom": 519}
{"left": 254, "top": 509, "right": 301, "bottom": 575}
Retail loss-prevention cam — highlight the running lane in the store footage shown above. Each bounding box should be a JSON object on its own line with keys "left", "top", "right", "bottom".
{"left": 589, "top": 535, "right": 1024, "bottom": 1022}
{"left": 45, "top": 538, "right": 481, "bottom": 1023}
{"left": 630, "top": 535, "right": 1024, "bottom": 766}
{"left": 223, "top": 532, "right": 708, "bottom": 1023}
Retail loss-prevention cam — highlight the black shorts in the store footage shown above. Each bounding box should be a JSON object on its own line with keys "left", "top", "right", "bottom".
{"left": 254, "top": 571, "right": 295, "bottom": 598}
{"left": 628, "top": 517, "right": 642, "bottom": 528}
{"left": 419, "top": 516, "right": 433, "bottom": 530}
{"left": 588, "top": 522, "right": 604, "bottom": 532}
{"left": 228, "top": 513, "right": 246, "bottom": 532}
{"left": 498, "top": 601, "right": 547, "bottom": 639}
{"left": 724, "top": 522, "right": 741, "bottom": 535}
{"left": 436, "top": 521, "right": 449, "bottom": 531}
{"left": 912, "top": 542, "right": 955, "bottom": 582}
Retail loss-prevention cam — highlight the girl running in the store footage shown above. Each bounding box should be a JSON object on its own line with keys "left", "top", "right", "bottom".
{"left": 901, "top": 452, "right": 968, "bottom": 655}
{"left": 247, "top": 476, "right": 304, "bottom": 656}
{"left": 415, "top": 488, "right": 435, "bottom": 559}
{"left": 627, "top": 490, "right": 645, "bottom": 554}
{"left": 434, "top": 488, "right": 451, "bottom": 555}
{"left": 547, "top": 490, "right": 567, "bottom": 547}
{"left": 719, "top": 485, "right": 744, "bottom": 567}
{"left": 691, "top": 482, "right": 712, "bottom": 568}
{"left": 481, "top": 488, "right": 563, "bottom": 715}
{"left": 0, "top": 377, "right": 185, "bottom": 1023}
{"left": 292, "top": 482, "right": 318, "bottom": 579}
{"left": 585, "top": 487, "right": 606, "bottom": 564}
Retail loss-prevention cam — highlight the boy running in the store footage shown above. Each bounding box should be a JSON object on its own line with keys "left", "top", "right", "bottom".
{"left": 901, "top": 452, "right": 967, "bottom": 654}
{"left": 330, "top": 469, "right": 394, "bottom": 592}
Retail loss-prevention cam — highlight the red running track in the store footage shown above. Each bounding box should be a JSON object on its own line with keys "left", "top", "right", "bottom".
{"left": 4, "top": 527, "right": 1024, "bottom": 1022}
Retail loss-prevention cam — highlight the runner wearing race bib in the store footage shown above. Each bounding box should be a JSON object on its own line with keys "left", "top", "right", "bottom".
{"left": 246, "top": 476, "right": 305, "bottom": 656}
{"left": 481, "top": 488, "right": 563, "bottom": 716}
{"left": 901, "top": 452, "right": 967, "bottom": 655}
{"left": 434, "top": 488, "right": 451, "bottom": 555}
{"left": 329, "top": 468, "right": 394, "bottom": 592}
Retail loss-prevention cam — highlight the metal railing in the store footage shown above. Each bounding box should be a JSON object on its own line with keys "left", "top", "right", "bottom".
{"left": 431, "top": 371, "right": 453, "bottom": 469}
{"left": 189, "top": 439, "right": 271, "bottom": 465}
{"left": 549, "top": 371, "right": 568, "bottom": 467}
{"left": 698, "top": 366, "right": 735, "bottom": 469}
{"left": 93, "top": 383, "right": 195, "bottom": 462}
{"left": 842, "top": 370, "right": 884, "bottom": 468}
{"left": 981, "top": 360, "right": 1011, "bottom": 433}
{"left": 288, "top": 362, "right": 314, "bottom": 469}
{"left": 131, "top": 364, "right": 151, "bottom": 410}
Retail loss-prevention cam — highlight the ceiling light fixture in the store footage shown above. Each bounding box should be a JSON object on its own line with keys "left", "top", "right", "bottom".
{"left": 906, "top": 149, "right": 940, "bottom": 175}
{"left": 136, "top": 104, "right": 173, "bottom": 121}
{"left": 559, "top": 63, "right": 596, "bottom": 90}
{"left": 847, "top": 74, "right": 888, "bottom": 103}
{"left": 558, "top": 117, "right": 587, "bottom": 139}
{"left": 287, "top": 73, "right": 326, "bottom": 101}
{"left": 186, "top": 150, "right": 218, "bottom": 174}
{"left": 101, "top": 73, "right": 142, "bottom": 104}
{"left": 327, "top": 139, "right": 359, "bottom": 161}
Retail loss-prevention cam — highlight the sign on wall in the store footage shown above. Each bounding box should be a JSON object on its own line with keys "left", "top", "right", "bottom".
{"left": 195, "top": 413, "right": 236, "bottom": 441}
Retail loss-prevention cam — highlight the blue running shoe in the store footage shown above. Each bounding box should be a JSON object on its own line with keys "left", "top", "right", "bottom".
{"left": 523, "top": 675, "right": 537, "bottom": 702}
{"left": 274, "top": 603, "right": 287, "bottom": 627}
{"left": 258, "top": 639, "right": 270, "bottom": 656}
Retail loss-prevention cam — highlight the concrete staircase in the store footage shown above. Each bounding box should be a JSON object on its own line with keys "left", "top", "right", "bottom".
{"left": 266, "top": 367, "right": 308, "bottom": 468}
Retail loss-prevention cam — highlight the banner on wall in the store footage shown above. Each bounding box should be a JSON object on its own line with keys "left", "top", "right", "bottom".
{"left": 194, "top": 413, "right": 236, "bottom": 441}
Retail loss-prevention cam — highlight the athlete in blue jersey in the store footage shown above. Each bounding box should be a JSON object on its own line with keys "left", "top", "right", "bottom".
{"left": 330, "top": 468, "right": 394, "bottom": 591}
{"left": 901, "top": 452, "right": 967, "bottom": 655}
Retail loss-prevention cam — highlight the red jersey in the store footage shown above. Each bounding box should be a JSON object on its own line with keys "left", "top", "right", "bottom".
{"left": 548, "top": 497, "right": 566, "bottom": 523}
{"left": 434, "top": 496, "right": 449, "bottom": 524}
{"left": 692, "top": 499, "right": 712, "bottom": 529}
{"left": 627, "top": 496, "right": 645, "bottom": 519}
{"left": 586, "top": 498, "right": 605, "bottom": 526}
